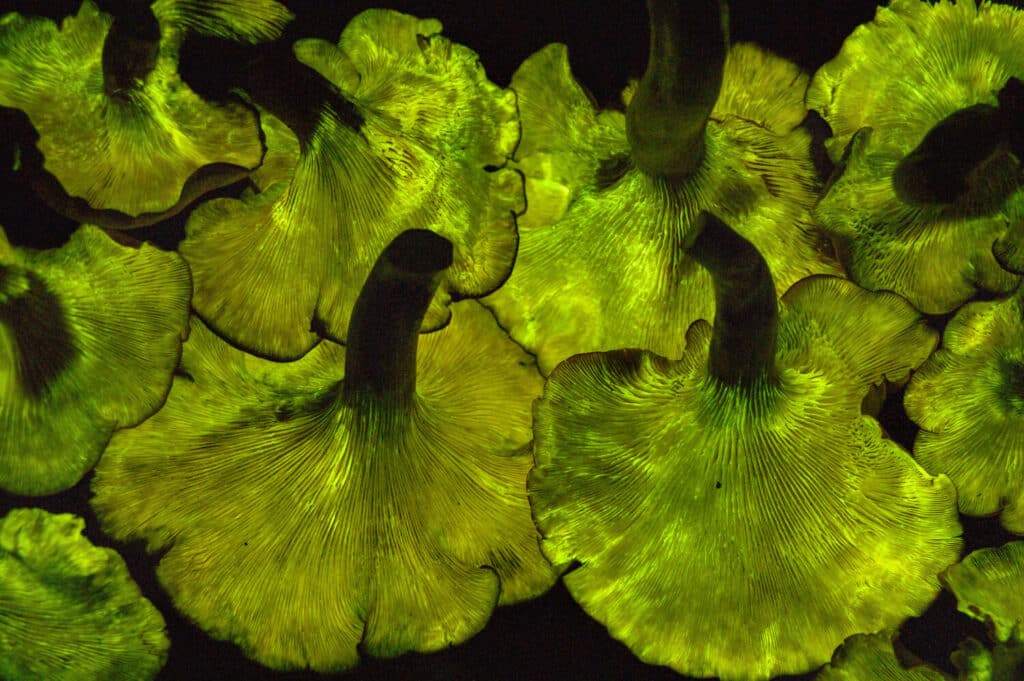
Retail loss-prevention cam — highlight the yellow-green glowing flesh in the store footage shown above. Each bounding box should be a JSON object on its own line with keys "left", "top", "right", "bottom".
{"left": 0, "top": 224, "right": 190, "bottom": 496}
{"left": 943, "top": 542, "right": 1024, "bottom": 644}
{"left": 0, "top": 2, "right": 266, "bottom": 218}
{"left": 807, "top": 0, "right": 1024, "bottom": 313}
{"left": 530, "top": 277, "right": 958, "bottom": 681}
{"left": 0, "top": 508, "right": 168, "bottom": 681}
{"left": 91, "top": 301, "right": 555, "bottom": 672}
{"left": 483, "top": 42, "right": 841, "bottom": 374}
{"left": 180, "top": 9, "right": 523, "bottom": 360}
{"left": 905, "top": 290, "right": 1024, "bottom": 533}
{"left": 815, "top": 632, "right": 950, "bottom": 681}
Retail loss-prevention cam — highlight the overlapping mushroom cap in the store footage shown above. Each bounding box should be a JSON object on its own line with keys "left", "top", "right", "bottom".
{"left": 0, "top": 224, "right": 190, "bottom": 496}
{"left": 0, "top": 0, "right": 292, "bottom": 226}
{"left": 92, "top": 230, "right": 554, "bottom": 671}
{"left": 904, "top": 286, "right": 1024, "bottom": 533}
{"left": 0, "top": 507, "right": 168, "bottom": 680}
{"left": 807, "top": 0, "right": 1024, "bottom": 314}
{"left": 942, "top": 541, "right": 1024, "bottom": 679}
{"left": 180, "top": 9, "right": 523, "bottom": 360}
{"left": 942, "top": 542, "right": 1024, "bottom": 644}
{"left": 482, "top": 2, "right": 841, "bottom": 374}
{"left": 529, "top": 213, "right": 959, "bottom": 680}
{"left": 815, "top": 633, "right": 951, "bottom": 681}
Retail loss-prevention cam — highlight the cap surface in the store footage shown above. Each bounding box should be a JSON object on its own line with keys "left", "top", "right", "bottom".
{"left": 0, "top": 507, "right": 168, "bottom": 681}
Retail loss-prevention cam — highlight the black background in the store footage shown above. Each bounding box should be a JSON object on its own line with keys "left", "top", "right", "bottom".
{"left": 1, "top": 1, "right": 1019, "bottom": 680}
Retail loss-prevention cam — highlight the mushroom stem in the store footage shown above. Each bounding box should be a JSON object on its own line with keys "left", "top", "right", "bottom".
{"left": 245, "top": 45, "right": 363, "bottom": 150}
{"left": 688, "top": 212, "right": 778, "bottom": 387}
{"left": 343, "top": 229, "right": 453, "bottom": 404}
{"left": 891, "top": 103, "right": 1009, "bottom": 206}
{"left": 626, "top": 0, "right": 727, "bottom": 180}
{"left": 102, "top": 4, "right": 161, "bottom": 99}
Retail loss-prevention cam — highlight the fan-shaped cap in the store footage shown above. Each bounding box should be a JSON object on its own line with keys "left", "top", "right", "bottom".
{"left": 180, "top": 9, "right": 523, "bottom": 360}
{"left": 816, "top": 633, "right": 951, "bottom": 681}
{"left": 942, "top": 542, "right": 1024, "bottom": 644}
{"left": 92, "top": 231, "right": 553, "bottom": 671}
{"left": 0, "top": 0, "right": 292, "bottom": 225}
{"left": 904, "top": 288, "right": 1024, "bottom": 533}
{"left": 483, "top": 36, "right": 841, "bottom": 374}
{"left": 0, "top": 224, "right": 190, "bottom": 495}
{"left": 0, "top": 507, "right": 168, "bottom": 680}
{"left": 529, "top": 214, "right": 958, "bottom": 680}
{"left": 807, "top": 0, "right": 1024, "bottom": 163}
{"left": 807, "top": 0, "right": 1024, "bottom": 314}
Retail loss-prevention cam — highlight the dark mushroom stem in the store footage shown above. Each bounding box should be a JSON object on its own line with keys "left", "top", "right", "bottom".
{"left": 626, "top": 0, "right": 728, "bottom": 180}
{"left": 688, "top": 211, "right": 778, "bottom": 388}
{"left": 102, "top": 4, "right": 162, "bottom": 99}
{"left": 245, "top": 44, "right": 364, "bottom": 151}
{"left": 891, "top": 103, "right": 1007, "bottom": 206}
{"left": 343, "top": 229, "right": 453, "bottom": 404}
{"left": 893, "top": 78, "right": 1024, "bottom": 207}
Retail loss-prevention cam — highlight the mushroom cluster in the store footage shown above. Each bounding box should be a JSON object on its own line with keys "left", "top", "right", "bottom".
{"left": 482, "top": 0, "right": 842, "bottom": 373}
{"left": 2, "top": 1, "right": 1022, "bottom": 680}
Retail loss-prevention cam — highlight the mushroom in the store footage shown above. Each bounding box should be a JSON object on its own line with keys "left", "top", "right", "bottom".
{"left": 529, "top": 212, "right": 960, "bottom": 680}
{"left": 91, "top": 229, "right": 555, "bottom": 671}
{"left": 815, "top": 632, "right": 951, "bottom": 681}
{"left": 0, "top": 0, "right": 293, "bottom": 227}
{"left": 942, "top": 542, "right": 1024, "bottom": 645}
{"left": 941, "top": 541, "right": 1024, "bottom": 679}
{"left": 903, "top": 285, "right": 1024, "bottom": 534}
{"left": 482, "top": 0, "right": 842, "bottom": 374}
{"left": 179, "top": 9, "right": 523, "bottom": 360}
{"left": 0, "top": 223, "right": 190, "bottom": 496}
{"left": 806, "top": 0, "right": 1024, "bottom": 314}
{"left": 0, "top": 507, "right": 168, "bottom": 680}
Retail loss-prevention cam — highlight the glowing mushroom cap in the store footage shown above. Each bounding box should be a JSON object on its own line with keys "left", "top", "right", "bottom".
{"left": 529, "top": 214, "right": 958, "bottom": 680}
{"left": 0, "top": 224, "right": 190, "bottom": 496}
{"left": 483, "top": 34, "right": 841, "bottom": 374}
{"left": 807, "top": 0, "right": 1024, "bottom": 163}
{"left": 180, "top": 9, "right": 523, "bottom": 360}
{"left": 0, "top": 0, "right": 292, "bottom": 225}
{"left": 0, "top": 507, "right": 168, "bottom": 680}
{"left": 92, "top": 230, "right": 554, "bottom": 671}
{"left": 816, "top": 633, "right": 951, "bottom": 681}
{"left": 904, "top": 287, "right": 1024, "bottom": 533}
{"left": 807, "top": 0, "right": 1024, "bottom": 313}
{"left": 942, "top": 541, "right": 1024, "bottom": 644}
